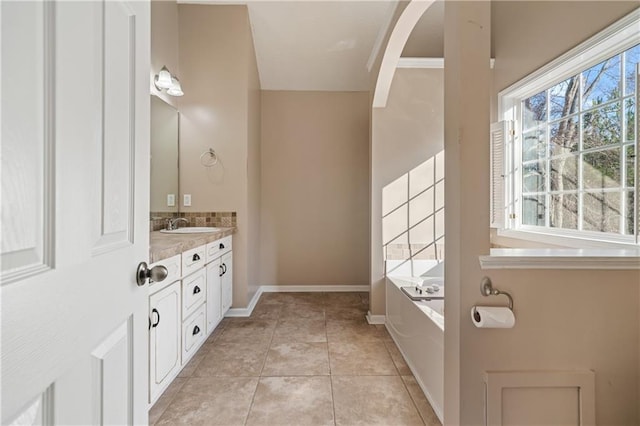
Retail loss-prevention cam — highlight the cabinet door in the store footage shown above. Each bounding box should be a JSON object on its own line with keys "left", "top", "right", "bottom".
{"left": 205, "top": 258, "right": 222, "bottom": 335}
{"left": 149, "top": 281, "right": 181, "bottom": 404}
{"left": 182, "top": 268, "right": 206, "bottom": 319}
{"left": 221, "top": 251, "right": 233, "bottom": 313}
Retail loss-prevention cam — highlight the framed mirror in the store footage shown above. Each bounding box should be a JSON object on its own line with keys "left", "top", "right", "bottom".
{"left": 150, "top": 95, "right": 179, "bottom": 214}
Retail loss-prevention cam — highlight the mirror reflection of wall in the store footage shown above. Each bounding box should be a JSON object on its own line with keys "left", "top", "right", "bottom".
{"left": 150, "top": 95, "right": 179, "bottom": 214}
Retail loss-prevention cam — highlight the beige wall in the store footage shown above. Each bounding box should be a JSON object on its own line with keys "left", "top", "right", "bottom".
{"left": 260, "top": 91, "right": 369, "bottom": 286}
{"left": 441, "top": 2, "right": 639, "bottom": 424}
{"left": 370, "top": 68, "right": 444, "bottom": 315}
{"left": 246, "top": 26, "right": 262, "bottom": 301}
{"left": 150, "top": 0, "right": 179, "bottom": 108}
{"left": 178, "top": 4, "right": 260, "bottom": 307}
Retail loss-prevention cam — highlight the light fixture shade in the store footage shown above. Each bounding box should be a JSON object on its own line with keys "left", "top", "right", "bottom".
{"left": 167, "top": 76, "right": 184, "bottom": 97}
{"left": 154, "top": 66, "right": 173, "bottom": 90}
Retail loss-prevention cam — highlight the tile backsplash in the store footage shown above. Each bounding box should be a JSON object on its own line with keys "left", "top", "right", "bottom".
{"left": 150, "top": 211, "right": 237, "bottom": 232}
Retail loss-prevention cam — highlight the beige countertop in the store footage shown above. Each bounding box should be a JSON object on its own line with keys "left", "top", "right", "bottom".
{"left": 149, "top": 227, "right": 236, "bottom": 263}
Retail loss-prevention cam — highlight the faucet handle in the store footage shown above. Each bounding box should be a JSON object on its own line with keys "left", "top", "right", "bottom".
{"left": 165, "top": 218, "right": 173, "bottom": 230}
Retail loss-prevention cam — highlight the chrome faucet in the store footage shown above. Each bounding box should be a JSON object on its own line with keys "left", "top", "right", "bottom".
{"left": 166, "top": 217, "right": 189, "bottom": 230}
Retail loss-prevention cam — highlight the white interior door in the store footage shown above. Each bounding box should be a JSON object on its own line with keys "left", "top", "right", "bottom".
{"left": 1, "top": 0, "right": 150, "bottom": 424}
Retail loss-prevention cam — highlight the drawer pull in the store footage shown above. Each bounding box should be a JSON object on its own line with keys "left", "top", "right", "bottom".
{"left": 193, "top": 285, "right": 201, "bottom": 295}
{"left": 221, "top": 263, "right": 227, "bottom": 274}
{"left": 192, "top": 253, "right": 201, "bottom": 262}
{"left": 192, "top": 325, "right": 201, "bottom": 336}
{"left": 219, "top": 243, "right": 225, "bottom": 249}
{"left": 219, "top": 265, "right": 224, "bottom": 277}
{"left": 150, "top": 308, "right": 160, "bottom": 328}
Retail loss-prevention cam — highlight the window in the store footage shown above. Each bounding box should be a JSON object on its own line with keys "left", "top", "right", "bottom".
{"left": 497, "top": 9, "right": 640, "bottom": 246}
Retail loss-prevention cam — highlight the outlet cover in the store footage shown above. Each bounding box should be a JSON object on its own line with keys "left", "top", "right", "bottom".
{"left": 183, "top": 194, "right": 192, "bottom": 207}
{"left": 167, "top": 194, "right": 175, "bottom": 207}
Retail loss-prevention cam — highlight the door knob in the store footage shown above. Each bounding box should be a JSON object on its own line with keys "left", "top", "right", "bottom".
{"left": 136, "top": 262, "right": 168, "bottom": 286}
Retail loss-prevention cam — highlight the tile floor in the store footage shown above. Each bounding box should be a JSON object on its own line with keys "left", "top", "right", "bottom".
{"left": 150, "top": 292, "right": 441, "bottom": 426}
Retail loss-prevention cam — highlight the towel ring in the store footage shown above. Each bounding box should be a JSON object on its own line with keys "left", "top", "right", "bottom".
{"left": 200, "top": 148, "right": 218, "bottom": 167}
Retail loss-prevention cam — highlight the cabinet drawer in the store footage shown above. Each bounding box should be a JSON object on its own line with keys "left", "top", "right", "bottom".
{"left": 182, "top": 245, "right": 206, "bottom": 277}
{"left": 206, "top": 235, "right": 232, "bottom": 263}
{"left": 182, "top": 269, "right": 206, "bottom": 319}
{"left": 149, "top": 254, "right": 181, "bottom": 294}
{"left": 182, "top": 304, "right": 206, "bottom": 364}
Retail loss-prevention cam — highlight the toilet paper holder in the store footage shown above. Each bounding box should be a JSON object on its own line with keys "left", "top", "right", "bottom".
{"left": 480, "top": 276, "right": 513, "bottom": 310}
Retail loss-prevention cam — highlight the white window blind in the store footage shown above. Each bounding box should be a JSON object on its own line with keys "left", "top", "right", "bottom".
{"left": 490, "top": 121, "right": 511, "bottom": 228}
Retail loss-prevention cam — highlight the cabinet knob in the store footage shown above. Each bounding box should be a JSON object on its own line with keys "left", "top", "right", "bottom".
{"left": 192, "top": 325, "right": 200, "bottom": 335}
{"left": 193, "top": 253, "right": 200, "bottom": 261}
{"left": 193, "top": 285, "right": 201, "bottom": 295}
{"left": 219, "top": 243, "right": 225, "bottom": 249}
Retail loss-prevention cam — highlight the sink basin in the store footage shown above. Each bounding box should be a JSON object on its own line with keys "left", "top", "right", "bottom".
{"left": 160, "top": 227, "right": 224, "bottom": 234}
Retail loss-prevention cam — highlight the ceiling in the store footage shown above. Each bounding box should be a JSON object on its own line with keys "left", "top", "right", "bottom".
{"left": 180, "top": 0, "right": 444, "bottom": 91}
{"left": 402, "top": 0, "right": 444, "bottom": 58}
{"left": 247, "top": 1, "right": 396, "bottom": 91}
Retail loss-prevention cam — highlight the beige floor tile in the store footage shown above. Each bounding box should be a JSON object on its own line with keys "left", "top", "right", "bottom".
{"left": 149, "top": 377, "right": 188, "bottom": 425}
{"left": 375, "top": 324, "right": 394, "bottom": 342}
{"left": 246, "top": 376, "right": 334, "bottom": 426}
{"left": 177, "top": 348, "right": 208, "bottom": 378}
{"left": 401, "top": 375, "right": 442, "bottom": 426}
{"left": 217, "top": 319, "right": 276, "bottom": 344}
{"left": 325, "top": 292, "right": 366, "bottom": 307}
{"left": 325, "top": 305, "right": 368, "bottom": 321}
{"left": 262, "top": 342, "right": 330, "bottom": 376}
{"left": 151, "top": 293, "right": 428, "bottom": 426}
{"left": 259, "top": 292, "right": 326, "bottom": 306}
{"left": 279, "top": 303, "right": 325, "bottom": 320}
{"left": 257, "top": 292, "right": 288, "bottom": 305}
{"left": 272, "top": 318, "right": 327, "bottom": 343}
{"left": 329, "top": 340, "right": 397, "bottom": 375}
{"left": 385, "top": 340, "right": 412, "bottom": 375}
{"left": 326, "top": 319, "right": 383, "bottom": 342}
{"left": 156, "top": 377, "right": 258, "bottom": 426}
{"left": 194, "top": 341, "right": 269, "bottom": 377}
{"left": 332, "top": 376, "right": 424, "bottom": 426}
{"left": 274, "top": 292, "right": 328, "bottom": 305}
{"left": 249, "top": 303, "right": 282, "bottom": 320}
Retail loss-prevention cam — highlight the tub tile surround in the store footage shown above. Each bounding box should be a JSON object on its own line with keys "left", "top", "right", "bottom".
{"left": 150, "top": 292, "right": 441, "bottom": 426}
{"left": 149, "top": 226, "right": 236, "bottom": 263}
{"left": 150, "top": 211, "right": 237, "bottom": 232}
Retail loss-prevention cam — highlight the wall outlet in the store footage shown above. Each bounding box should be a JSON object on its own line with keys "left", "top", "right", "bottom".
{"left": 183, "top": 194, "right": 192, "bottom": 207}
{"left": 167, "top": 194, "right": 175, "bottom": 207}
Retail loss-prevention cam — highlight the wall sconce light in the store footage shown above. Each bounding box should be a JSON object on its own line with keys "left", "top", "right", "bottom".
{"left": 154, "top": 66, "right": 184, "bottom": 97}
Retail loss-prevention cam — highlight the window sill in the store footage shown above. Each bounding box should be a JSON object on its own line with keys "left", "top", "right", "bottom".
{"left": 480, "top": 248, "right": 640, "bottom": 270}
{"left": 495, "top": 229, "right": 639, "bottom": 250}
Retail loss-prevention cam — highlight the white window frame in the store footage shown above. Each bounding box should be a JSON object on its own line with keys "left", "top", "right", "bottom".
{"left": 497, "top": 8, "right": 640, "bottom": 248}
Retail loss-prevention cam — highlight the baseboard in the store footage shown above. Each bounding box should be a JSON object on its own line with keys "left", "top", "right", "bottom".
{"left": 261, "top": 285, "right": 369, "bottom": 293}
{"left": 225, "top": 285, "right": 370, "bottom": 317}
{"left": 225, "top": 287, "right": 263, "bottom": 317}
{"left": 366, "top": 311, "right": 386, "bottom": 325}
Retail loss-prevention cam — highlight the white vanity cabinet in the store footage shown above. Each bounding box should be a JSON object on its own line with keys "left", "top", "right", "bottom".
{"left": 205, "top": 258, "right": 222, "bottom": 334}
{"left": 149, "top": 233, "right": 234, "bottom": 406}
{"left": 220, "top": 251, "right": 233, "bottom": 314}
{"left": 148, "top": 277, "right": 182, "bottom": 404}
{"left": 205, "top": 236, "right": 233, "bottom": 334}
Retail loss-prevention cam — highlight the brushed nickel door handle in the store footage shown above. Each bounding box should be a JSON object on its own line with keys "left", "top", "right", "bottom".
{"left": 136, "top": 262, "right": 168, "bottom": 287}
